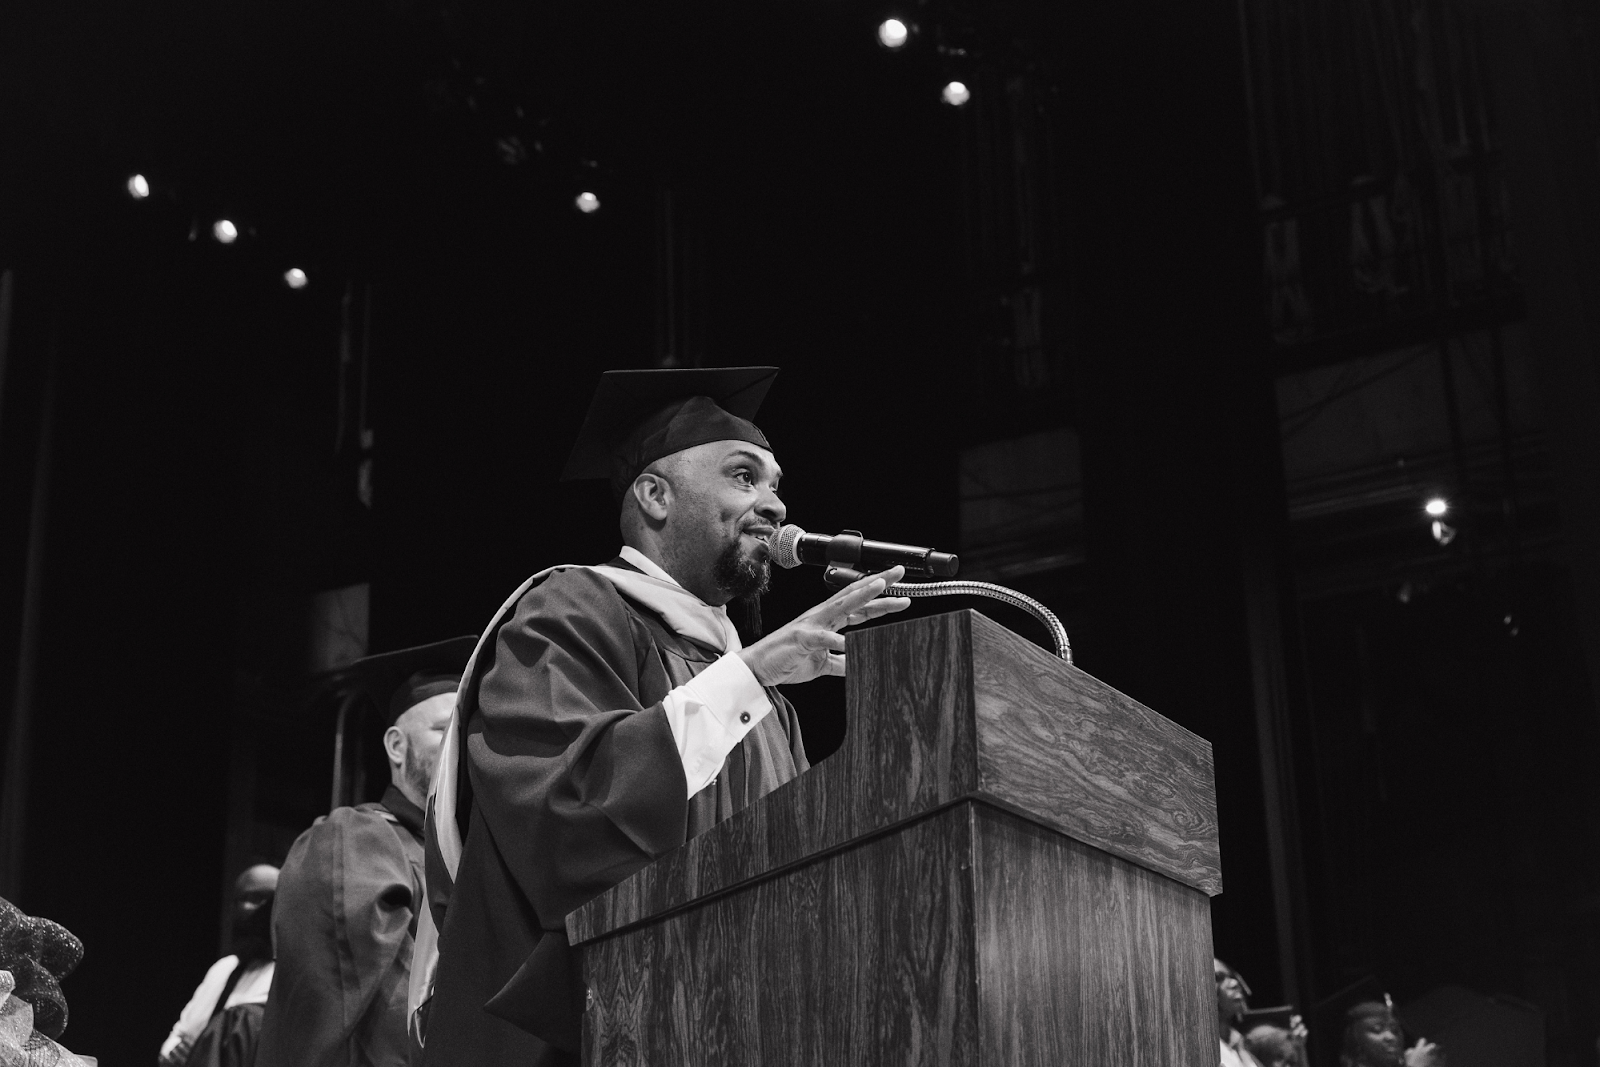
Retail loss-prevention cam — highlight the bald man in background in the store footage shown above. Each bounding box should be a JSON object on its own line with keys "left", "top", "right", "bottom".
{"left": 256, "top": 640, "right": 470, "bottom": 1067}
{"left": 160, "top": 864, "right": 278, "bottom": 1067}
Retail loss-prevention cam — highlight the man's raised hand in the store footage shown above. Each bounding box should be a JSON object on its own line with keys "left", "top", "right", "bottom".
{"left": 738, "top": 566, "right": 911, "bottom": 685}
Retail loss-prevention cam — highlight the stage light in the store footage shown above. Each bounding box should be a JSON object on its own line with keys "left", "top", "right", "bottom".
{"left": 1430, "top": 519, "right": 1457, "bottom": 546}
{"left": 941, "top": 81, "right": 971, "bottom": 107}
{"left": 878, "top": 18, "right": 909, "bottom": 49}
{"left": 127, "top": 174, "right": 150, "bottom": 200}
{"left": 575, "top": 191, "right": 600, "bottom": 214}
{"left": 1424, "top": 496, "right": 1448, "bottom": 517}
{"left": 212, "top": 219, "right": 238, "bottom": 244}
{"left": 284, "top": 268, "right": 308, "bottom": 290}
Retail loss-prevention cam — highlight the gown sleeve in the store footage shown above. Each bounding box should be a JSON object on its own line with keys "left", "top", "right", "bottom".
{"left": 255, "top": 809, "right": 415, "bottom": 1067}
{"left": 465, "top": 567, "right": 692, "bottom": 928}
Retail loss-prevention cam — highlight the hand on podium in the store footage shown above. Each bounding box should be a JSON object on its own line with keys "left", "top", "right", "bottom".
{"left": 738, "top": 566, "right": 910, "bottom": 685}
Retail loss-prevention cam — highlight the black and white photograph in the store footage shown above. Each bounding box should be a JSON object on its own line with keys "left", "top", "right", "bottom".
{"left": 1, "top": 0, "right": 1597, "bottom": 1063}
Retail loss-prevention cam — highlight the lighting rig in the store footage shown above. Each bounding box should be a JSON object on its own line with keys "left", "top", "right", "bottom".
{"left": 118, "top": 8, "right": 1008, "bottom": 294}
{"left": 117, "top": 46, "right": 619, "bottom": 298}
{"left": 871, "top": 7, "right": 985, "bottom": 109}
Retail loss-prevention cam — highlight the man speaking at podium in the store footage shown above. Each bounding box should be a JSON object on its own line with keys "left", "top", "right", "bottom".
{"left": 417, "top": 367, "right": 909, "bottom": 1066}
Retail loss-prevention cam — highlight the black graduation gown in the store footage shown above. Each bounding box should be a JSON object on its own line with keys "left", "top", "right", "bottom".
{"left": 420, "top": 561, "right": 808, "bottom": 1067}
{"left": 183, "top": 963, "right": 267, "bottom": 1067}
{"left": 256, "top": 785, "right": 426, "bottom": 1067}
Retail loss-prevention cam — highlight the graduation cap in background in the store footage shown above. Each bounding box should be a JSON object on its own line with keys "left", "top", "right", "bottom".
{"left": 560, "top": 366, "right": 779, "bottom": 500}
{"left": 318, "top": 635, "right": 478, "bottom": 727}
{"left": 1311, "top": 974, "right": 1393, "bottom": 1065}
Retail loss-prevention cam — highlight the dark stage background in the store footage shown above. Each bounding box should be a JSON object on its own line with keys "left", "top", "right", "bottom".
{"left": 3, "top": 0, "right": 1600, "bottom": 1063}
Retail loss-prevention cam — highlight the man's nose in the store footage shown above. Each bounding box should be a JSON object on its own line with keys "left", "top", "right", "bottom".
{"left": 757, "top": 488, "right": 785, "bottom": 525}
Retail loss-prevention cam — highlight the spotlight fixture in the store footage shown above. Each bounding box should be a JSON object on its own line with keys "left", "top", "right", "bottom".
{"left": 877, "top": 18, "right": 910, "bottom": 49}
{"left": 283, "top": 268, "right": 308, "bottom": 290}
{"left": 212, "top": 219, "right": 239, "bottom": 244}
{"left": 1424, "top": 496, "right": 1448, "bottom": 517}
{"left": 127, "top": 174, "right": 150, "bottom": 200}
{"left": 575, "top": 191, "right": 600, "bottom": 214}
{"left": 941, "top": 80, "right": 972, "bottom": 107}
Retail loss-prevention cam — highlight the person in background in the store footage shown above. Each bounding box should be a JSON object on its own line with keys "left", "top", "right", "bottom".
{"left": 1340, "top": 999, "right": 1443, "bottom": 1067}
{"left": 159, "top": 864, "right": 278, "bottom": 1067}
{"left": 1245, "top": 1023, "right": 1304, "bottom": 1067}
{"left": 1216, "top": 958, "right": 1311, "bottom": 1067}
{"left": 254, "top": 638, "right": 473, "bottom": 1067}
{"left": 1217, "top": 958, "right": 1266, "bottom": 1067}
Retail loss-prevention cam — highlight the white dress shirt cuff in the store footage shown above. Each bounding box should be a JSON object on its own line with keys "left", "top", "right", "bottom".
{"left": 662, "top": 652, "right": 773, "bottom": 797}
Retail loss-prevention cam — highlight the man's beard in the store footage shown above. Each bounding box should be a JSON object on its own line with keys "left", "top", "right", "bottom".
{"left": 402, "top": 744, "right": 437, "bottom": 805}
{"left": 713, "top": 539, "right": 771, "bottom": 601}
{"left": 713, "top": 540, "right": 770, "bottom": 640}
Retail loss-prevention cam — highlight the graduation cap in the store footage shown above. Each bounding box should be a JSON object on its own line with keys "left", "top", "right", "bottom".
{"left": 318, "top": 635, "right": 478, "bottom": 727}
{"left": 1312, "top": 975, "right": 1393, "bottom": 1065}
{"left": 560, "top": 366, "right": 779, "bottom": 499}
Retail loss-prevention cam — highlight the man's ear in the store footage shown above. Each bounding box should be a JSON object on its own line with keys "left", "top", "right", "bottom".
{"left": 382, "top": 724, "right": 406, "bottom": 768}
{"left": 630, "top": 471, "right": 672, "bottom": 522}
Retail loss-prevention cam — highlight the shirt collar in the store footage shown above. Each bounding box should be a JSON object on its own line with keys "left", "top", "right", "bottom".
{"left": 380, "top": 784, "right": 426, "bottom": 836}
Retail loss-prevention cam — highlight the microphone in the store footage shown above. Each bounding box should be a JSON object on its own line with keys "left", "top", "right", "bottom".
{"left": 771, "top": 524, "right": 959, "bottom": 579}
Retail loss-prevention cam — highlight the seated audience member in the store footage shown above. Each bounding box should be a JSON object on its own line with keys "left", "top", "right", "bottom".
{"left": 0, "top": 896, "right": 95, "bottom": 1065}
{"left": 1217, "top": 958, "right": 1265, "bottom": 1066}
{"left": 1340, "top": 998, "right": 1443, "bottom": 1067}
{"left": 255, "top": 638, "right": 472, "bottom": 1067}
{"left": 1217, "top": 958, "right": 1310, "bottom": 1067}
{"left": 160, "top": 864, "right": 279, "bottom": 1067}
{"left": 1245, "top": 1023, "right": 1304, "bottom": 1067}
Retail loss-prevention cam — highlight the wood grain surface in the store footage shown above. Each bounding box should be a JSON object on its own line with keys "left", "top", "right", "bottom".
{"left": 969, "top": 804, "right": 1215, "bottom": 1067}
{"left": 580, "top": 801, "right": 1216, "bottom": 1066}
{"left": 570, "top": 609, "right": 1219, "bottom": 946}
{"left": 583, "top": 806, "right": 980, "bottom": 1067}
{"left": 967, "top": 611, "right": 1222, "bottom": 895}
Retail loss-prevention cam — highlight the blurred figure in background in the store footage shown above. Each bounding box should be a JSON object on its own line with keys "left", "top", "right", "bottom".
{"left": 159, "top": 864, "right": 278, "bottom": 1067}
{"left": 1217, "top": 958, "right": 1266, "bottom": 1066}
{"left": 1245, "top": 1023, "right": 1305, "bottom": 1067}
{"left": 1340, "top": 999, "right": 1443, "bottom": 1067}
{"left": 255, "top": 639, "right": 470, "bottom": 1067}
{"left": 1217, "top": 958, "right": 1309, "bottom": 1067}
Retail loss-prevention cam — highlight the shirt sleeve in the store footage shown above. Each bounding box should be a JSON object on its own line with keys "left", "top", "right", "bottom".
{"left": 161, "top": 956, "right": 237, "bottom": 1058}
{"left": 223, "top": 959, "right": 274, "bottom": 1008}
{"left": 662, "top": 652, "right": 773, "bottom": 796}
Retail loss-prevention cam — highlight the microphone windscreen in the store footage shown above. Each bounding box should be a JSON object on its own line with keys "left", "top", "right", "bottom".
{"left": 772, "top": 524, "right": 807, "bottom": 569}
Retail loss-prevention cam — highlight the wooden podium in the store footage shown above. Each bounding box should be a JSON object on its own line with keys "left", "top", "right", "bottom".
{"left": 568, "top": 610, "right": 1222, "bottom": 1065}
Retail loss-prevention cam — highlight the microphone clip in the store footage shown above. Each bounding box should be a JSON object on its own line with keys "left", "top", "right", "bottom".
{"left": 821, "top": 531, "right": 873, "bottom": 588}
{"left": 822, "top": 564, "right": 871, "bottom": 589}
